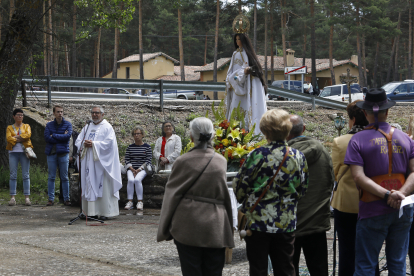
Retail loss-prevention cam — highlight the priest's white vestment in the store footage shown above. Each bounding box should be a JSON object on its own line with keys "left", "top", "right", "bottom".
{"left": 225, "top": 48, "right": 267, "bottom": 135}
{"left": 75, "top": 119, "right": 122, "bottom": 217}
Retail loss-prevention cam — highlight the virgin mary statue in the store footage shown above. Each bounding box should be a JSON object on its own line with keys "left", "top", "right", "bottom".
{"left": 225, "top": 14, "right": 267, "bottom": 136}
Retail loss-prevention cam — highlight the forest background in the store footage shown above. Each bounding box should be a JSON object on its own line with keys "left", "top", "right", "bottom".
{"left": 1, "top": 0, "right": 411, "bottom": 89}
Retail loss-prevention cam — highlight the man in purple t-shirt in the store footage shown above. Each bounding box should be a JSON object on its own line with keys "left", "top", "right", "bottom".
{"left": 344, "top": 88, "right": 414, "bottom": 275}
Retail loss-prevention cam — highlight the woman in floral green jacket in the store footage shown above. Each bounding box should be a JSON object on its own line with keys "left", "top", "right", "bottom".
{"left": 233, "top": 109, "right": 309, "bottom": 276}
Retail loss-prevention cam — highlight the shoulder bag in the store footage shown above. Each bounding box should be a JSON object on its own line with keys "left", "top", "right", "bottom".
{"left": 238, "top": 147, "right": 290, "bottom": 239}
{"left": 12, "top": 125, "right": 37, "bottom": 160}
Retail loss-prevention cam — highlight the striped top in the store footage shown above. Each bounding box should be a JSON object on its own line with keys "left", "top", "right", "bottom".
{"left": 125, "top": 143, "right": 152, "bottom": 170}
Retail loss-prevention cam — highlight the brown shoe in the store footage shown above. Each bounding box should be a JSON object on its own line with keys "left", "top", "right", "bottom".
{"left": 46, "top": 200, "right": 54, "bottom": 206}
{"left": 64, "top": 201, "right": 71, "bottom": 206}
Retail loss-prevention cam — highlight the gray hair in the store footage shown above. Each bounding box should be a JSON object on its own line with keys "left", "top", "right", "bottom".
{"left": 390, "top": 123, "right": 402, "bottom": 131}
{"left": 91, "top": 106, "right": 105, "bottom": 114}
{"left": 189, "top": 117, "right": 215, "bottom": 147}
{"left": 289, "top": 115, "right": 304, "bottom": 138}
{"left": 131, "top": 126, "right": 145, "bottom": 136}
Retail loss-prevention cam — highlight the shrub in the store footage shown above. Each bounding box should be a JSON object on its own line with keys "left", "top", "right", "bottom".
{"left": 0, "top": 164, "right": 48, "bottom": 193}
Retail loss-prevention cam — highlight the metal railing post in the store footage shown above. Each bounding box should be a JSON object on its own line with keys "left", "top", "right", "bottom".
{"left": 47, "top": 76, "right": 51, "bottom": 108}
{"left": 312, "top": 96, "right": 315, "bottom": 110}
{"left": 160, "top": 79, "right": 164, "bottom": 113}
{"left": 21, "top": 81, "right": 27, "bottom": 107}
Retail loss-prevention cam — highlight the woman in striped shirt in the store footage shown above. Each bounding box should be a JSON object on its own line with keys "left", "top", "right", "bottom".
{"left": 124, "top": 126, "right": 152, "bottom": 210}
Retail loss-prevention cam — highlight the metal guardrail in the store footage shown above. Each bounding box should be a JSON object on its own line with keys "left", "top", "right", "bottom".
{"left": 21, "top": 75, "right": 347, "bottom": 110}
{"left": 17, "top": 91, "right": 172, "bottom": 100}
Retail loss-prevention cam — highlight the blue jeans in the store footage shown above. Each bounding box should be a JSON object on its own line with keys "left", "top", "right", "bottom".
{"left": 354, "top": 206, "right": 414, "bottom": 276}
{"left": 9, "top": 152, "right": 30, "bottom": 195}
{"left": 47, "top": 153, "right": 69, "bottom": 201}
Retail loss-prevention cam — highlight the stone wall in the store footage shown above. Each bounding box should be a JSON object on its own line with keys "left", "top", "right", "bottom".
{"left": 70, "top": 173, "right": 169, "bottom": 208}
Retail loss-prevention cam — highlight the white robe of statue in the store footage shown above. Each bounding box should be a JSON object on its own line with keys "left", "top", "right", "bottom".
{"left": 225, "top": 48, "right": 267, "bottom": 135}
{"left": 75, "top": 119, "right": 122, "bottom": 217}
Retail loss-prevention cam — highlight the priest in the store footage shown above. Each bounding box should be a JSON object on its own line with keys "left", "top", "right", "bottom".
{"left": 75, "top": 106, "right": 122, "bottom": 220}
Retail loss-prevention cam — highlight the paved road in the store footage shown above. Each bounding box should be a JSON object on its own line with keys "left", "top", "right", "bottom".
{"left": 0, "top": 204, "right": 248, "bottom": 276}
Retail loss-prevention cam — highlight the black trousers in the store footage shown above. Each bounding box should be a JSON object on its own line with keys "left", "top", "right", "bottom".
{"left": 334, "top": 209, "right": 379, "bottom": 276}
{"left": 174, "top": 239, "right": 225, "bottom": 276}
{"left": 293, "top": 232, "right": 328, "bottom": 276}
{"left": 245, "top": 230, "right": 295, "bottom": 276}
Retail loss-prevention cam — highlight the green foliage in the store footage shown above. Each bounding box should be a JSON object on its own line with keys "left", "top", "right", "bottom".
{"left": 0, "top": 165, "right": 48, "bottom": 193}
{"left": 211, "top": 100, "right": 227, "bottom": 122}
{"left": 75, "top": 0, "right": 136, "bottom": 32}
{"left": 306, "top": 122, "right": 317, "bottom": 132}
{"left": 120, "top": 128, "right": 127, "bottom": 138}
{"left": 308, "top": 113, "right": 315, "bottom": 117}
{"left": 175, "top": 123, "right": 190, "bottom": 149}
{"left": 117, "top": 139, "right": 128, "bottom": 161}
{"left": 186, "top": 113, "right": 202, "bottom": 122}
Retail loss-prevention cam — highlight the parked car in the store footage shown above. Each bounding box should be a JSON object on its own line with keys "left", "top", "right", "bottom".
{"left": 382, "top": 80, "right": 414, "bottom": 102}
{"left": 150, "top": 89, "right": 198, "bottom": 100}
{"left": 271, "top": 80, "right": 303, "bottom": 100}
{"left": 319, "top": 84, "right": 363, "bottom": 102}
{"left": 103, "top": 88, "right": 130, "bottom": 94}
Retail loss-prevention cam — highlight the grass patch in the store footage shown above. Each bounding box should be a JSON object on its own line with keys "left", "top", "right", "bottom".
{"left": 306, "top": 122, "right": 317, "bottom": 132}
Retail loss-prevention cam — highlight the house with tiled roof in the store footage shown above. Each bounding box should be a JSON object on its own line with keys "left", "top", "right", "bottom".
{"left": 196, "top": 49, "right": 361, "bottom": 99}
{"left": 157, "top": 65, "right": 202, "bottom": 81}
{"left": 103, "top": 52, "right": 179, "bottom": 80}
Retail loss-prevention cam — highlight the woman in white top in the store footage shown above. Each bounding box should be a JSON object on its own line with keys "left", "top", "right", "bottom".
{"left": 225, "top": 33, "right": 267, "bottom": 135}
{"left": 153, "top": 121, "right": 182, "bottom": 171}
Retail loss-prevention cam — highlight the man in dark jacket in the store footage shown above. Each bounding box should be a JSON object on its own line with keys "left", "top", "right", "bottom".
{"left": 287, "top": 114, "right": 334, "bottom": 276}
{"left": 44, "top": 105, "right": 72, "bottom": 206}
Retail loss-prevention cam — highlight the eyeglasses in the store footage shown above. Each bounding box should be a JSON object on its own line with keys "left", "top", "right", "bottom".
{"left": 133, "top": 133, "right": 142, "bottom": 136}
{"left": 91, "top": 112, "right": 102, "bottom": 115}
{"left": 15, "top": 114, "right": 24, "bottom": 117}
{"left": 164, "top": 125, "right": 172, "bottom": 128}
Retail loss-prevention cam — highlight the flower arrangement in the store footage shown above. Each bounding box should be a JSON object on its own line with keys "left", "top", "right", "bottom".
{"left": 182, "top": 100, "right": 266, "bottom": 171}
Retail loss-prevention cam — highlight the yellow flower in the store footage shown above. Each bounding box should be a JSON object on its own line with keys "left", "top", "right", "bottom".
{"left": 227, "top": 127, "right": 241, "bottom": 141}
{"left": 215, "top": 128, "right": 224, "bottom": 138}
{"left": 248, "top": 146, "right": 255, "bottom": 151}
{"left": 222, "top": 138, "right": 230, "bottom": 146}
{"left": 232, "top": 143, "right": 249, "bottom": 159}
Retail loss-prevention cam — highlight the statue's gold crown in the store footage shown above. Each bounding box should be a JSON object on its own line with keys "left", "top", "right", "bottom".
{"left": 233, "top": 14, "right": 250, "bottom": 34}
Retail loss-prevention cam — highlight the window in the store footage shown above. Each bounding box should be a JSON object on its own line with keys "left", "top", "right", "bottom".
{"left": 331, "top": 86, "right": 341, "bottom": 96}
{"left": 395, "top": 84, "right": 408, "bottom": 93}
{"left": 126, "top": 67, "right": 130, "bottom": 79}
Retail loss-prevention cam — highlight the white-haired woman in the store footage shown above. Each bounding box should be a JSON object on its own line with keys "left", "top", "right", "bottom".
{"left": 157, "top": 117, "right": 234, "bottom": 276}
{"left": 124, "top": 126, "right": 152, "bottom": 210}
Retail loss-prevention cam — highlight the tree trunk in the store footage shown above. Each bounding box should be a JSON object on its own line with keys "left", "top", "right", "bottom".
{"left": 409, "top": 0, "right": 412, "bottom": 79}
{"left": 0, "top": 0, "right": 2, "bottom": 42}
{"left": 43, "top": 0, "right": 47, "bottom": 75}
{"left": 139, "top": 0, "right": 144, "bottom": 84}
{"left": 178, "top": 8, "right": 185, "bottom": 81}
{"left": 253, "top": 0, "right": 257, "bottom": 52}
{"left": 356, "top": 0, "right": 364, "bottom": 88}
{"left": 373, "top": 41, "right": 379, "bottom": 87}
{"left": 393, "top": 12, "right": 402, "bottom": 81}
{"left": 281, "top": 0, "right": 287, "bottom": 80}
{"left": 213, "top": 0, "right": 219, "bottom": 100}
{"left": 9, "top": 0, "right": 14, "bottom": 21}
{"left": 264, "top": 0, "right": 268, "bottom": 83}
{"left": 96, "top": 27, "right": 101, "bottom": 78}
{"left": 310, "top": 0, "right": 316, "bottom": 89}
{"left": 386, "top": 38, "right": 396, "bottom": 83}
{"left": 204, "top": 33, "right": 207, "bottom": 65}
{"left": 238, "top": 0, "right": 241, "bottom": 13}
{"left": 112, "top": 27, "right": 119, "bottom": 80}
{"left": 72, "top": 3, "right": 76, "bottom": 77}
{"left": 302, "top": 0, "right": 308, "bottom": 66}
{"left": 48, "top": 0, "right": 52, "bottom": 75}
{"left": 329, "top": 3, "right": 335, "bottom": 85}
{"left": 362, "top": 35, "right": 367, "bottom": 86}
{"left": 270, "top": 0, "right": 274, "bottom": 82}
{"left": 0, "top": 0, "right": 44, "bottom": 167}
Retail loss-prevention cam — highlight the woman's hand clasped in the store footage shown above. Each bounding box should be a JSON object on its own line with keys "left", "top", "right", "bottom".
{"left": 159, "top": 157, "right": 169, "bottom": 166}
{"left": 14, "top": 135, "right": 23, "bottom": 143}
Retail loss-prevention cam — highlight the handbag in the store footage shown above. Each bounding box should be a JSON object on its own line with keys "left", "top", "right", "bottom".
{"left": 143, "top": 162, "right": 156, "bottom": 177}
{"left": 12, "top": 125, "right": 37, "bottom": 160}
{"left": 237, "top": 147, "right": 290, "bottom": 239}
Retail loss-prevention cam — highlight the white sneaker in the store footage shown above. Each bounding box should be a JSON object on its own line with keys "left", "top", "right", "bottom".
{"left": 137, "top": 202, "right": 143, "bottom": 210}
{"left": 124, "top": 201, "right": 134, "bottom": 210}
